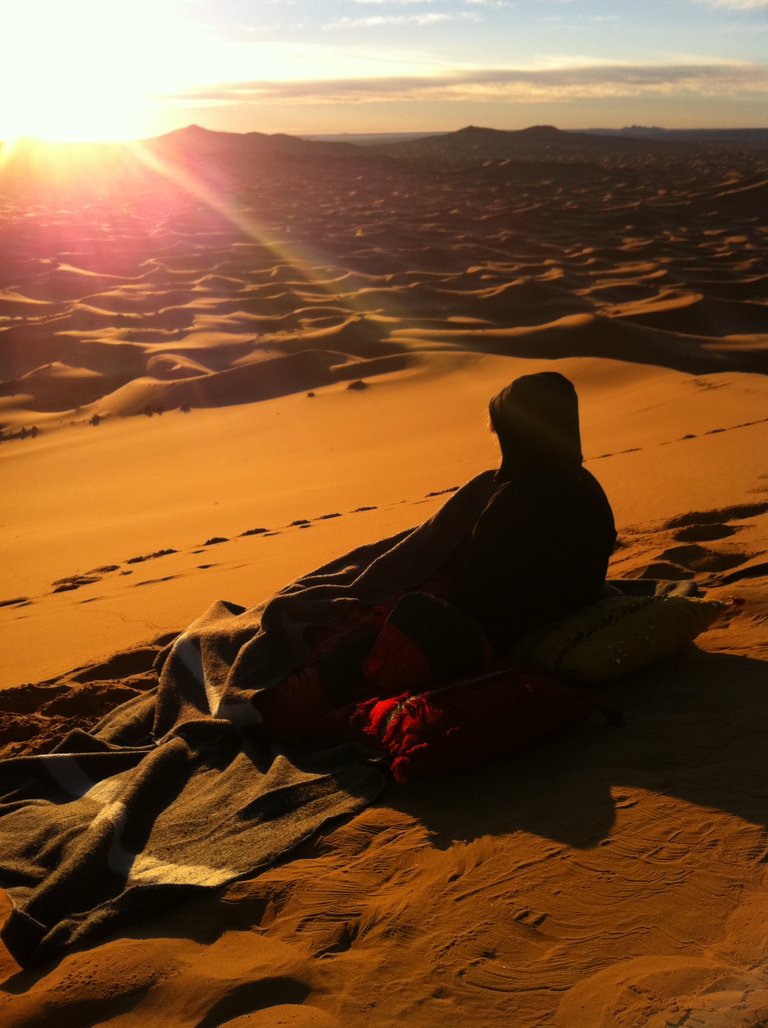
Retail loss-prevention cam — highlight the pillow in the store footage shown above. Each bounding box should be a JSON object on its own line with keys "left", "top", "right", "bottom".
{"left": 509, "top": 595, "right": 727, "bottom": 685}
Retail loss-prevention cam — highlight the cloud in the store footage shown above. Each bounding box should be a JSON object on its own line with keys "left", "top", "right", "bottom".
{"left": 324, "top": 12, "right": 471, "bottom": 27}
{"left": 344, "top": 0, "right": 512, "bottom": 5}
{"left": 164, "top": 62, "right": 768, "bottom": 107}
{"left": 700, "top": 0, "right": 768, "bottom": 7}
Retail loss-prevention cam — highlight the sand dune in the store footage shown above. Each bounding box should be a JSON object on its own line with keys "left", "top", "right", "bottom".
{"left": 1, "top": 124, "right": 765, "bottom": 424}
{"left": 1, "top": 126, "right": 767, "bottom": 1025}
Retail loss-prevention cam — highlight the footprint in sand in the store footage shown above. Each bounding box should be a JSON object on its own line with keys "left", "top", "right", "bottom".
{"left": 656, "top": 543, "right": 747, "bottom": 574}
{"left": 666, "top": 501, "right": 768, "bottom": 529}
{"left": 717, "top": 560, "right": 768, "bottom": 585}
{"left": 50, "top": 565, "right": 125, "bottom": 595}
{"left": 605, "top": 446, "right": 643, "bottom": 459}
{"left": 202, "top": 537, "right": 229, "bottom": 546}
{"left": 425, "top": 486, "right": 459, "bottom": 497}
{"left": 0, "top": 597, "right": 31, "bottom": 608}
{"left": 51, "top": 574, "right": 102, "bottom": 594}
{"left": 513, "top": 908, "right": 548, "bottom": 927}
{"left": 672, "top": 523, "right": 735, "bottom": 542}
{"left": 125, "top": 549, "right": 177, "bottom": 565}
{"left": 627, "top": 560, "right": 694, "bottom": 582}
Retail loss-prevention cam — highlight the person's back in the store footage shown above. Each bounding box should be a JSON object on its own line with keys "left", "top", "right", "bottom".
{"left": 450, "top": 372, "right": 616, "bottom": 649}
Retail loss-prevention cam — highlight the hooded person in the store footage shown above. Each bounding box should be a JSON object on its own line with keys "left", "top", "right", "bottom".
{"left": 154, "top": 371, "right": 615, "bottom": 742}
{"left": 448, "top": 371, "right": 616, "bottom": 647}
{"left": 254, "top": 372, "right": 615, "bottom": 738}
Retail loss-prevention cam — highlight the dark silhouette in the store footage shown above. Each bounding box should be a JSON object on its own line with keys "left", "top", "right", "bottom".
{"left": 447, "top": 372, "right": 616, "bottom": 648}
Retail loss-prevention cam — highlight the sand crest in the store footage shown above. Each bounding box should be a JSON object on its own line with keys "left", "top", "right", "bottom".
{"left": 1, "top": 126, "right": 767, "bottom": 1025}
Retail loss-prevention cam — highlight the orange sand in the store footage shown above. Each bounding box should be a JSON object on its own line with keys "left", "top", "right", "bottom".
{"left": 1, "top": 127, "right": 767, "bottom": 1025}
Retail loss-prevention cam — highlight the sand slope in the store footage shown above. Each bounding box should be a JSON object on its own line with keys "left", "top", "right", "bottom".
{"left": 0, "top": 495, "right": 766, "bottom": 1025}
{"left": 1, "top": 128, "right": 767, "bottom": 1025}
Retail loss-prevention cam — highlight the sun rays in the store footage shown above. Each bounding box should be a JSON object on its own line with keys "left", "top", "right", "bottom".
{"left": 0, "top": 0, "right": 178, "bottom": 143}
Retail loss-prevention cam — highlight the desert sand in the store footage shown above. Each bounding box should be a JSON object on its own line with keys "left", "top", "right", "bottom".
{"left": 0, "top": 125, "right": 767, "bottom": 1026}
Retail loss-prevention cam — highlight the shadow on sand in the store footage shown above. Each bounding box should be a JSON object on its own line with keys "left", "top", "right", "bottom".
{"left": 3, "top": 646, "right": 766, "bottom": 996}
{"left": 387, "top": 648, "right": 768, "bottom": 850}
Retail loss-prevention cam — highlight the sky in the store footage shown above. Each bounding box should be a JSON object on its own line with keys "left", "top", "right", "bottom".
{"left": 1, "top": 0, "right": 766, "bottom": 141}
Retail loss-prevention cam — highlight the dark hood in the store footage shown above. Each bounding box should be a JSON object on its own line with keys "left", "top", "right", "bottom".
{"left": 489, "top": 372, "right": 583, "bottom": 476}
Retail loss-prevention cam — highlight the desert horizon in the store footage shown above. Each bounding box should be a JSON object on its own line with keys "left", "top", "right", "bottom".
{"left": 1, "top": 85, "right": 767, "bottom": 1028}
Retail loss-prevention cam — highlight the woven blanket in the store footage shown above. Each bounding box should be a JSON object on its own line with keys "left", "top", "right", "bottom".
{"left": 152, "top": 470, "right": 497, "bottom": 737}
{"left": 0, "top": 471, "right": 497, "bottom": 966}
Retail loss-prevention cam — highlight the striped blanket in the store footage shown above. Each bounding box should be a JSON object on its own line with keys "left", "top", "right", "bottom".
{"left": 0, "top": 472, "right": 498, "bottom": 965}
{"left": 0, "top": 693, "right": 384, "bottom": 965}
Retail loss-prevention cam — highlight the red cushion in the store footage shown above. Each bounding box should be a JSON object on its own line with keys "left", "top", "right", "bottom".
{"left": 350, "top": 669, "right": 597, "bottom": 784}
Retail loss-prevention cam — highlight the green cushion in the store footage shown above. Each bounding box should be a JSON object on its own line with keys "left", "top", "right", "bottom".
{"left": 510, "top": 595, "right": 727, "bottom": 685}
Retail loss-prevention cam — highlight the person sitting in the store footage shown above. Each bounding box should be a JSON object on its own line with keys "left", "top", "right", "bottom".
{"left": 447, "top": 371, "right": 616, "bottom": 649}
{"left": 253, "top": 371, "right": 616, "bottom": 738}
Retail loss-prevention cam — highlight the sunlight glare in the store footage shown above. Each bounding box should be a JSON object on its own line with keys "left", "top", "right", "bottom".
{"left": 0, "top": 0, "right": 177, "bottom": 142}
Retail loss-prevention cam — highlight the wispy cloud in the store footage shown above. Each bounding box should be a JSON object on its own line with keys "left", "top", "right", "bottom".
{"left": 699, "top": 0, "right": 768, "bottom": 7}
{"left": 165, "top": 62, "right": 768, "bottom": 106}
{"left": 346, "top": 0, "right": 511, "bottom": 5}
{"left": 324, "top": 12, "right": 473, "bottom": 28}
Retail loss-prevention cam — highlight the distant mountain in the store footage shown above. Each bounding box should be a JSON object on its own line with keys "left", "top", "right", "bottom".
{"left": 583, "top": 126, "right": 768, "bottom": 144}
{"left": 370, "top": 124, "right": 764, "bottom": 164}
{"left": 302, "top": 131, "right": 435, "bottom": 146}
{"left": 149, "top": 124, "right": 360, "bottom": 161}
{"left": 303, "top": 125, "right": 768, "bottom": 150}
{"left": 369, "top": 124, "right": 691, "bottom": 164}
{"left": 3, "top": 124, "right": 764, "bottom": 195}
{"left": 0, "top": 125, "right": 370, "bottom": 198}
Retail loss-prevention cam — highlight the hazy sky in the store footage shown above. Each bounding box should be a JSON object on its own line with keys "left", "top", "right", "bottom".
{"left": 2, "top": 0, "right": 767, "bottom": 140}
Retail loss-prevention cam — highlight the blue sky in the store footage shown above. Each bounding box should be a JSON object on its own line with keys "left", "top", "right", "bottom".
{"left": 2, "top": 0, "right": 767, "bottom": 140}
{"left": 160, "top": 0, "right": 768, "bottom": 134}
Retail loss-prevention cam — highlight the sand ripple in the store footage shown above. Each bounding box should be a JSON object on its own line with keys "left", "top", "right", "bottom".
{"left": 1, "top": 133, "right": 765, "bottom": 435}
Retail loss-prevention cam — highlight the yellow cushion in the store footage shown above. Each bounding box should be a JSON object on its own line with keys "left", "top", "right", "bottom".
{"left": 510, "top": 596, "right": 727, "bottom": 685}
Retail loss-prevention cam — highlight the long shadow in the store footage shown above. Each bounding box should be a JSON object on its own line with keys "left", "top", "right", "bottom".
{"left": 3, "top": 648, "right": 764, "bottom": 998}
{"left": 386, "top": 649, "right": 768, "bottom": 850}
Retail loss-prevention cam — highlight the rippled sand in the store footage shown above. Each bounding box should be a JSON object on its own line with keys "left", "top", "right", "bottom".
{"left": 1, "top": 127, "right": 767, "bottom": 1026}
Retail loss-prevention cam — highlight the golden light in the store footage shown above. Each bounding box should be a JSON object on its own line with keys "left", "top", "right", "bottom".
{"left": 0, "top": 0, "right": 178, "bottom": 142}
{"left": 0, "top": 0, "right": 458, "bottom": 145}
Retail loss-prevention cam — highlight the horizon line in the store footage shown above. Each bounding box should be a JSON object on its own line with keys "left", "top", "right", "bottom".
{"left": 2, "top": 121, "right": 768, "bottom": 148}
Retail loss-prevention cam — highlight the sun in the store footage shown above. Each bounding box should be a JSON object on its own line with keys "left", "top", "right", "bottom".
{"left": 0, "top": 0, "right": 176, "bottom": 143}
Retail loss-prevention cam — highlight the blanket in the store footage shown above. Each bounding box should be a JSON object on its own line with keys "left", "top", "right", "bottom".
{"left": 0, "top": 472, "right": 498, "bottom": 965}
{"left": 152, "top": 470, "right": 497, "bottom": 737}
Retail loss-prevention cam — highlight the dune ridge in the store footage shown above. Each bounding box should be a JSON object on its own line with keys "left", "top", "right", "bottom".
{"left": 1, "top": 125, "right": 766, "bottom": 437}
{"left": 1, "top": 126, "right": 767, "bottom": 1026}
